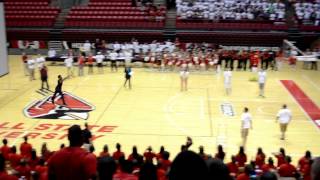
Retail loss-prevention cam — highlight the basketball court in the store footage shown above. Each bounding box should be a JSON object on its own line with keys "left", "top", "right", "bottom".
{"left": 0, "top": 55, "right": 319, "bottom": 163}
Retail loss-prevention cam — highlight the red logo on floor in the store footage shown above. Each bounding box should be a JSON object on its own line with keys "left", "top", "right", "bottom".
{"left": 24, "top": 92, "right": 95, "bottom": 120}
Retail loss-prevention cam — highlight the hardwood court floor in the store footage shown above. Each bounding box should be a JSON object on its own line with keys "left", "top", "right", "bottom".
{"left": 0, "top": 55, "right": 319, "bottom": 164}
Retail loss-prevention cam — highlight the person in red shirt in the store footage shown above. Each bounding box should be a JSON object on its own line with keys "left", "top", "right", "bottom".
{"left": 227, "top": 155, "right": 239, "bottom": 177}
{"left": 20, "top": 136, "right": 32, "bottom": 159}
{"left": 22, "top": 52, "right": 29, "bottom": 76}
{"left": 47, "top": 125, "right": 97, "bottom": 180}
{"left": 273, "top": 147, "right": 286, "bottom": 167}
{"left": 278, "top": 156, "right": 298, "bottom": 178}
{"left": 15, "top": 159, "right": 31, "bottom": 180}
{"left": 301, "top": 159, "right": 312, "bottom": 180}
{"left": 127, "top": 146, "right": 143, "bottom": 169}
{"left": 0, "top": 139, "right": 11, "bottom": 160}
{"left": 143, "top": 146, "right": 156, "bottom": 163}
{"left": 99, "top": 144, "right": 110, "bottom": 158}
{"left": 28, "top": 149, "right": 39, "bottom": 170}
{"left": 40, "top": 65, "right": 49, "bottom": 90}
{"left": 87, "top": 53, "right": 94, "bottom": 74}
{"left": 215, "top": 145, "right": 226, "bottom": 162}
{"left": 237, "top": 165, "right": 252, "bottom": 180}
{"left": 113, "top": 160, "right": 137, "bottom": 180}
{"left": 298, "top": 150, "right": 312, "bottom": 171}
{"left": 8, "top": 146, "right": 22, "bottom": 168}
{"left": 255, "top": 147, "right": 266, "bottom": 168}
{"left": 78, "top": 53, "right": 85, "bottom": 76}
{"left": 198, "top": 145, "right": 209, "bottom": 160}
{"left": 0, "top": 154, "right": 18, "bottom": 180}
{"left": 158, "top": 151, "right": 171, "bottom": 172}
{"left": 40, "top": 142, "right": 52, "bottom": 161}
{"left": 155, "top": 146, "right": 165, "bottom": 161}
{"left": 235, "top": 146, "right": 247, "bottom": 167}
{"left": 34, "top": 158, "right": 48, "bottom": 180}
{"left": 261, "top": 157, "right": 276, "bottom": 173}
{"left": 113, "top": 143, "right": 125, "bottom": 162}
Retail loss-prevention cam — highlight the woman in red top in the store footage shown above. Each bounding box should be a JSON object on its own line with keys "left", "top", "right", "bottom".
{"left": 214, "top": 145, "right": 226, "bottom": 162}
{"left": 235, "top": 146, "right": 247, "bottom": 167}
{"left": 255, "top": 147, "right": 266, "bottom": 168}
{"left": 261, "top": 157, "right": 276, "bottom": 173}
{"left": 227, "top": 156, "right": 239, "bottom": 177}
{"left": 78, "top": 53, "right": 85, "bottom": 76}
{"left": 99, "top": 144, "right": 110, "bottom": 158}
{"left": 22, "top": 52, "right": 29, "bottom": 76}
{"left": 8, "top": 146, "right": 22, "bottom": 168}
{"left": 298, "top": 151, "right": 312, "bottom": 171}
{"left": 273, "top": 148, "right": 286, "bottom": 167}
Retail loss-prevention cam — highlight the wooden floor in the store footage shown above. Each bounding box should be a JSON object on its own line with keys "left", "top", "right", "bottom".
{"left": 0, "top": 55, "right": 319, "bottom": 164}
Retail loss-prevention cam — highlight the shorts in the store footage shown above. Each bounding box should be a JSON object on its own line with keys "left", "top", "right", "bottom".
{"left": 97, "top": 63, "right": 102, "bottom": 67}
{"left": 88, "top": 64, "right": 93, "bottom": 68}
{"left": 259, "top": 83, "right": 265, "bottom": 90}
{"left": 224, "top": 83, "right": 231, "bottom": 89}
{"left": 41, "top": 76, "right": 48, "bottom": 81}
{"left": 280, "top": 123, "right": 288, "bottom": 132}
{"left": 241, "top": 128, "right": 249, "bottom": 138}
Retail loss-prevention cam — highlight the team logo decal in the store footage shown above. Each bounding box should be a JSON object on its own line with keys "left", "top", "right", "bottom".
{"left": 24, "top": 91, "right": 95, "bottom": 120}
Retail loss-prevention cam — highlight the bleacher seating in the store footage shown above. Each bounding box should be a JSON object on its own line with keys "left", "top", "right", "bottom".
{"left": 4, "top": 2, "right": 60, "bottom": 28}
{"left": 64, "top": 0, "right": 165, "bottom": 29}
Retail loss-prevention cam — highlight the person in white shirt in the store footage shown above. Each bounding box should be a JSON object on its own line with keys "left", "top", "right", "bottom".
{"left": 124, "top": 49, "right": 133, "bottom": 66}
{"left": 64, "top": 56, "right": 74, "bottom": 77}
{"left": 180, "top": 67, "right": 189, "bottom": 91}
{"left": 241, "top": 107, "right": 252, "bottom": 146}
{"left": 223, "top": 68, "right": 232, "bottom": 95}
{"left": 94, "top": 52, "right": 105, "bottom": 74}
{"left": 48, "top": 49, "right": 56, "bottom": 58}
{"left": 276, "top": 104, "right": 292, "bottom": 140}
{"left": 109, "top": 50, "right": 118, "bottom": 72}
{"left": 27, "top": 58, "right": 36, "bottom": 81}
{"left": 36, "top": 54, "right": 46, "bottom": 69}
{"left": 83, "top": 40, "right": 91, "bottom": 56}
{"left": 258, "top": 69, "right": 267, "bottom": 97}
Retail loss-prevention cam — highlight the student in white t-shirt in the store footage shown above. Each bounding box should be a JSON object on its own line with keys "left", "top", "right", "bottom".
{"left": 36, "top": 55, "right": 46, "bottom": 69}
{"left": 224, "top": 68, "right": 232, "bottom": 95}
{"left": 276, "top": 104, "right": 292, "bottom": 140}
{"left": 94, "top": 52, "right": 105, "bottom": 74}
{"left": 258, "top": 69, "right": 267, "bottom": 97}
{"left": 64, "top": 56, "right": 74, "bottom": 77}
{"left": 109, "top": 50, "right": 118, "bottom": 72}
{"left": 27, "top": 58, "right": 36, "bottom": 81}
{"left": 241, "top": 107, "right": 252, "bottom": 146}
{"left": 180, "top": 67, "right": 189, "bottom": 91}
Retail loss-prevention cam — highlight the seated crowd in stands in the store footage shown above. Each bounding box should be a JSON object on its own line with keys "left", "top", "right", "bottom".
{"left": 0, "top": 125, "right": 320, "bottom": 180}
{"left": 294, "top": 1, "right": 320, "bottom": 25}
{"left": 176, "top": 0, "right": 285, "bottom": 21}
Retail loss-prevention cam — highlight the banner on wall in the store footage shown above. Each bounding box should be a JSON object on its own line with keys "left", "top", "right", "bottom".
{"left": 10, "top": 40, "right": 47, "bottom": 49}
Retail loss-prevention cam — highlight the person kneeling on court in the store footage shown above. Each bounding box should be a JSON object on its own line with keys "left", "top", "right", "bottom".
{"left": 276, "top": 104, "right": 292, "bottom": 140}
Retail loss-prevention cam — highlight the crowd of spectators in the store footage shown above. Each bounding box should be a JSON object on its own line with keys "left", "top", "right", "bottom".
{"left": 0, "top": 125, "right": 320, "bottom": 180}
{"left": 294, "top": 1, "right": 320, "bottom": 26}
{"left": 176, "top": 0, "right": 286, "bottom": 21}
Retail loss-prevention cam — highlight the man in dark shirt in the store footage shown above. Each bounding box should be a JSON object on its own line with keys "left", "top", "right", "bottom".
{"left": 82, "top": 123, "right": 92, "bottom": 144}
{"left": 51, "top": 75, "right": 67, "bottom": 105}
